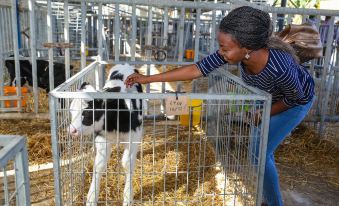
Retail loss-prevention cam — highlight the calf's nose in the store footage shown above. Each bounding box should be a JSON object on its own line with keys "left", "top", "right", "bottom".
{"left": 68, "top": 126, "right": 78, "bottom": 136}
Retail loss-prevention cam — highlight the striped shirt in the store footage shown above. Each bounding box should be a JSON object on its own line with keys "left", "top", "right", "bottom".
{"left": 195, "top": 49, "right": 315, "bottom": 107}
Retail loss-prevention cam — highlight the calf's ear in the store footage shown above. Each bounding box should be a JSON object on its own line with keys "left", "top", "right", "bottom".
{"left": 104, "top": 86, "right": 121, "bottom": 93}
{"left": 79, "top": 82, "right": 90, "bottom": 90}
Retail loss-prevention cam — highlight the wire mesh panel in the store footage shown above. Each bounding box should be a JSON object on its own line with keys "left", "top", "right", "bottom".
{"left": 0, "top": 135, "right": 30, "bottom": 206}
{"left": 50, "top": 61, "right": 271, "bottom": 206}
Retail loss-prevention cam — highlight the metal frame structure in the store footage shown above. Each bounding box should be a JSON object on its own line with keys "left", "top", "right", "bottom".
{"left": 0, "top": 135, "right": 30, "bottom": 206}
{"left": 49, "top": 60, "right": 272, "bottom": 205}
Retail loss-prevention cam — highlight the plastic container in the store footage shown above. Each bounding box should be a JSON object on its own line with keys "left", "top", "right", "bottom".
{"left": 180, "top": 99, "right": 203, "bottom": 126}
{"left": 185, "top": 49, "right": 194, "bottom": 59}
{"left": 3, "top": 86, "right": 28, "bottom": 108}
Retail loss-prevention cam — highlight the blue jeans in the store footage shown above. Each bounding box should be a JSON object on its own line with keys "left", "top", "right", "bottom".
{"left": 250, "top": 99, "right": 314, "bottom": 206}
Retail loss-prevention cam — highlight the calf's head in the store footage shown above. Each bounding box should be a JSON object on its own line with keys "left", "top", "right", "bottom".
{"left": 68, "top": 82, "right": 105, "bottom": 136}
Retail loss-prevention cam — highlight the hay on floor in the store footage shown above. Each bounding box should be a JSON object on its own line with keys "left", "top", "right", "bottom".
{"left": 0, "top": 119, "right": 52, "bottom": 165}
{"left": 276, "top": 124, "right": 339, "bottom": 188}
{"left": 60, "top": 122, "right": 252, "bottom": 206}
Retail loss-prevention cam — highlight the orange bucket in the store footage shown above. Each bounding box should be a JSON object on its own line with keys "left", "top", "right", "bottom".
{"left": 185, "top": 49, "right": 194, "bottom": 59}
{"left": 3, "top": 86, "right": 28, "bottom": 108}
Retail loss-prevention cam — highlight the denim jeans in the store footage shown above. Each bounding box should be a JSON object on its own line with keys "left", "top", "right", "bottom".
{"left": 250, "top": 99, "right": 314, "bottom": 206}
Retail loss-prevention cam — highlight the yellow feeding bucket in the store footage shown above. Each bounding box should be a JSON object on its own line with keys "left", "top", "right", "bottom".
{"left": 180, "top": 99, "right": 203, "bottom": 126}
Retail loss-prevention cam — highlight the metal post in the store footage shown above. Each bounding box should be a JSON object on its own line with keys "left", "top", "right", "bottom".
{"left": 114, "top": 3, "right": 120, "bottom": 61}
{"left": 163, "top": 7, "right": 169, "bottom": 50}
{"left": 161, "top": 8, "right": 169, "bottom": 110}
{"left": 131, "top": 4, "right": 137, "bottom": 61}
{"left": 28, "top": 0, "right": 39, "bottom": 113}
{"left": 15, "top": 0, "right": 22, "bottom": 49}
{"left": 278, "top": 0, "right": 287, "bottom": 31}
{"left": 81, "top": 0, "right": 87, "bottom": 69}
{"left": 194, "top": 8, "right": 201, "bottom": 61}
{"left": 14, "top": 140, "right": 31, "bottom": 206}
{"left": 47, "top": 0, "right": 54, "bottom": 92}
{"left": 146, "top": 6, "right": 152, "bottom": 93}
{"left": 309, "top": 15, "right": 321, "bottom": 82}
{"left": 319, "top": 16, "right": 335, "bottom": 135}
{"left": 87, "top": 8, "right": 92, "bottom": 49}
{"left": 271, "top": 12, "right": 277, "bottom": 32}
{"left": 64, "top": 0, "right": 71, "bottom": 79}
{"left": 255, "top": 98, "right": 271, "bottom": 206}
{"left": 49, "top": 95, "right": 62, "bottom": 206}
{"left": 0, "top": 8, "right": 4, "bottom": 109}
{"left": 210, "top": 1, "right": 217, "bottom": 53}
{"left": 178, "top": 7, "right": 185, "bottom": 62}
{"left": 91, "top": 6, "right": 95, "bottom": 49}
{"left": 6, "top": 8, "right": 13, "bottom": 52}
{"left": 192, "top": 7, "right": 201, "bottom": 93}
{"left": 97, "top": 3, "right": 105, "bottom": 89}
{"left": 11, "top": 0, "right": 22, "bottom": 110}
{"left": 98, "top": 3, "right": 103, "bottom": 60}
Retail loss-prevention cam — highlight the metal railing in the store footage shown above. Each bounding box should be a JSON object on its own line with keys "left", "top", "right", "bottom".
{"left": 0, "top": 135, "right": 30, "bottom": 206}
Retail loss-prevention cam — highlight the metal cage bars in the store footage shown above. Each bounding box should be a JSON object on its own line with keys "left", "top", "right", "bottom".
{"left": 0, "top": 135, "right": 30, "bottom": 206}
{"left": 49, "top": 60, "right": 272, "bottom": 205}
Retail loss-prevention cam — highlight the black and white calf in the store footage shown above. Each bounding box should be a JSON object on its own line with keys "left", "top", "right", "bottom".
{"left": 68, "top": 64, "right": 143, "bottom": 206}
{"left": 5, "top": 57, "right": 73, "bottom": 92}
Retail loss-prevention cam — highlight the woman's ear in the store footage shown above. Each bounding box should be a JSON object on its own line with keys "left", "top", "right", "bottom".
{"left": 243, "top": 48, "right": 252, "bottom": 54}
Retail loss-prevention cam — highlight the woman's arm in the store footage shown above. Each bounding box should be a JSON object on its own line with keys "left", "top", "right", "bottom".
{"left": 270, "top": 100, "right": 289, "bottom": 116}
{"left": 253, "top": 100, "right": 288, "bottom": 126}
{"left": 125, "top": 64, "right": 202, "bottom": 85}
{"left": 126, "top": 50, "right": 227, "bottom": 86}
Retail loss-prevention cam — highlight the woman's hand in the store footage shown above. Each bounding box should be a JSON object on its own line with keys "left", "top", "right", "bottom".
{"left": 253, "top": 109, "right": 262, "bottom": 126}
{"left": 243, "top": 109, "right": 262, "bottom": 126}
{"left": 125, "top": 64, "right": 202, "bottom": 86}
{"left": 125, "top": 73, "right": 149, "bottom": 86}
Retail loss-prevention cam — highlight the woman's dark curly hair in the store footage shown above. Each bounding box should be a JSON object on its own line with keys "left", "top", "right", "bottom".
{"left": 219, "top": 6, "right": 299, "bottom": 63}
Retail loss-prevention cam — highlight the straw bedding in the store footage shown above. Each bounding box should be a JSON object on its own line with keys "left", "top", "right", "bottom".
{"left": 0, "top": 119, "right": 338, "bottom": 205}
{"left": 71, "top": 122, "right": 243, "bottom": 205}
{"left": 276, "top": 124, "right": 339, "bottom": 189}
{"left": 0, "top": 119, "right": 52, "bottom": 165}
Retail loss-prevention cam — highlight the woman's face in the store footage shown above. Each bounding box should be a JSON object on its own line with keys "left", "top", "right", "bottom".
{"left": 217, "top": 32, "right": 247, "bottom": 64}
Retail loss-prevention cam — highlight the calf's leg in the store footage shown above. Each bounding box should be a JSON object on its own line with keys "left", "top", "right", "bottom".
{"left": 87, "top": 135, "right": 112, "bottom": 206}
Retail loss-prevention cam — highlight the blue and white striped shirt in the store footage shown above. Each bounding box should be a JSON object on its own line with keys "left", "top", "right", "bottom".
{"left": 195, "top": 49, "right": 315, "bottom": 107}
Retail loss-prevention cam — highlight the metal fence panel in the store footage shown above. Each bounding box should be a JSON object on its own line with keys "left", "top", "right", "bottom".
{"left": 0, "top": 135, "right": 31, "bottom": 206}
{"left": 49, "top": 61, "right": 271, "bottom": 205}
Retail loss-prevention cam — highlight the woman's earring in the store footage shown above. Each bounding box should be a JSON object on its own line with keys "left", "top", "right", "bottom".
{"left": 245, "top": 52, "right": 250, "bottom": 60}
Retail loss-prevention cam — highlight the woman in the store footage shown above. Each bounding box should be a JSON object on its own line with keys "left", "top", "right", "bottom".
{"left": 125, "top": 6, "right": 314, "bottom": 206}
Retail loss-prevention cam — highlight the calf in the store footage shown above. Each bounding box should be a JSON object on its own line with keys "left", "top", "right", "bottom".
{"left": 5, "top": 58, "right": 73, "bottom": 92}
{"left": 68, "top": 64, "right": 143, "bottom": 206}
